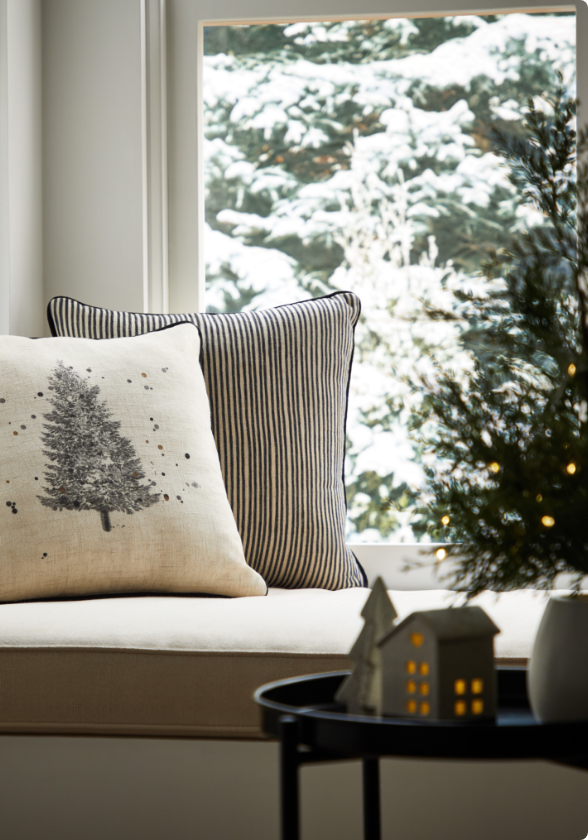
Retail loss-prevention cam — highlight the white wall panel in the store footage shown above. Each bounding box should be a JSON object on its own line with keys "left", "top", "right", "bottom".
{"left": 0, "top": 0, "right": 9, "bottom": 336}
{"left": 42, "top": 0, "right": 143, "bottom": 320}
{"left": 0, "top": 0, "right": 42, "bottom": 337}
{"left": 7, "top": 0, "right": 42, "bottom": 337}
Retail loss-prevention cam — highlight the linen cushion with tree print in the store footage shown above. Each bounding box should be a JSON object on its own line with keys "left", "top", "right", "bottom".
{"left": 0, "top": 323, "right": 266, "bottom": 602}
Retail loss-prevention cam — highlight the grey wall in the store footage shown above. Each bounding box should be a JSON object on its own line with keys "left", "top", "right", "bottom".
{"left": 1, "top": 737, "right": 587, "bottom": 840}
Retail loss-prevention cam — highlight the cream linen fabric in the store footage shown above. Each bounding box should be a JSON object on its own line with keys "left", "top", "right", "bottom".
{"left": 0, "top": 325, "right": 266, "bottom": 601}
{"left": 0, "top": 587, "right": 550, "bottom": 738}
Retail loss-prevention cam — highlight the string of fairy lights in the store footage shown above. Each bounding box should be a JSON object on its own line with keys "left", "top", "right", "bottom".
{"left": 432, "top": 358, "right": 582, "bottom": 561}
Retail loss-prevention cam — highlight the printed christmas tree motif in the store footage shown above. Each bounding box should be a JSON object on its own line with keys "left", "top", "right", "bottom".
{"left": 38, "top": 362, "right": 160, "bottom": 531}
{"left": 336, "top": 578, "right": 397, "bottom": 715}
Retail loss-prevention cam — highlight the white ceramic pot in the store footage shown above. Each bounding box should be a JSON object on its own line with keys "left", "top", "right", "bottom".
{"left": 528, "top": 595, "right": 588, "bottom": 722}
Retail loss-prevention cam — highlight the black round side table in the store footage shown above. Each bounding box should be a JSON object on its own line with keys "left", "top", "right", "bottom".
{"left": 254, "top": 667, "right": 588, "bottom": 840}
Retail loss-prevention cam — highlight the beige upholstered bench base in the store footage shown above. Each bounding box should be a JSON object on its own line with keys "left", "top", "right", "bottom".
{"left": 0, "top": 588, "right": 553, "bottom": 738}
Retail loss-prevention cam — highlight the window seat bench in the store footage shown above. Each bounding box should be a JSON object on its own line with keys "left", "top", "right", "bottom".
{"left": 0, "top": 587, "right": 552, "bottom": 739}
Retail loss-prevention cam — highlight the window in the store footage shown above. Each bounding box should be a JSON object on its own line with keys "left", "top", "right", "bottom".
{"left": 200, "top": 10, "right": 576, "bottom": 544}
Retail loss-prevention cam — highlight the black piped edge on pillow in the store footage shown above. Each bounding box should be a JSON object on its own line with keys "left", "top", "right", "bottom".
{"left": 46, "top": 298, "right": 58, "bottom": 337}
{"left": 46, "top": 299, "right": 199, "bottom": 340}
{"left": 46, "top": 310, "right": 207, "bottom": 369}
{"left": 47, "top": 291, "right": 361, "bottom": 336}
{"left": 338, "top": 296, "right": 368, "bottom": 588}
{"left": 46, "top": 292, "right": 367, "bottom": 589}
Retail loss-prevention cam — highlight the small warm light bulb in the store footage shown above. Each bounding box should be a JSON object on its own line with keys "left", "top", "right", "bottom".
{"left": 567, "top": 463, "right": 577, "bottom": 475}
{"left": 568, "top": 363, "right": 577, "bottom": 377}
{"left": 489, "top": 462, "right": 500, "bottom": 473}
{"left": 542, "top": 515, "right": 555, "bottom": 528}
{"left": 454, "top": 679, "right": 466, "bottom": 696}
{"left": 536, "top": 494, "right": 543, "bottom": 502}
{"left": 441, "top": 515, "right": 450, "bottom": 526}
{"left": 435, "top": 548, "right": 447, "bottom": 561}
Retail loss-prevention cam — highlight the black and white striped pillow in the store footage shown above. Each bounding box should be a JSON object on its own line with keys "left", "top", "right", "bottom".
{"left": 47, "top": 293, "right": 367, "bottom": 590}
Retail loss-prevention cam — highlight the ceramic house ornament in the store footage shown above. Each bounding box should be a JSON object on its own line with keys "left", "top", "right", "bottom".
{"left": 336, "top": 578, "right": 397, "bottom": 715}
{"left": 378, "top": 607, "right": 500, "bottom": 721}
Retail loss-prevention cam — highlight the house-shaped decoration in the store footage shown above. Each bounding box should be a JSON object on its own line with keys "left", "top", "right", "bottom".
{"left": 377, "top": 606, "right": 500, "bottom": 722}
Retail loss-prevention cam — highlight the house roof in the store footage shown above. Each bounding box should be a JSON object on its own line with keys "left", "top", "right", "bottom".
{"left": 377, "top": 606, "right": 500, "bottom": 647}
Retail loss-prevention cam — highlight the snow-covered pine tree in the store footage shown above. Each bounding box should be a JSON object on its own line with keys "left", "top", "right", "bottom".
{"left": 203, "top": 14, "right": 576, "bottom": 541}
{"left": 336, "top": 577, "right": 397, "bottom": 714}
{"left": 39, "top": 362, "right": 160, "bottom": 532}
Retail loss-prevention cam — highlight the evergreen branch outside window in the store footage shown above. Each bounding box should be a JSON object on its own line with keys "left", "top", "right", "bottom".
{"left": 408, "top": 82, "right": 588, "bottom": 596}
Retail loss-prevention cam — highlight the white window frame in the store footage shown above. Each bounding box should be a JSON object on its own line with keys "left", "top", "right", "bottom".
{"left": 156, "top": 0, "right": 584, "bottom": 585}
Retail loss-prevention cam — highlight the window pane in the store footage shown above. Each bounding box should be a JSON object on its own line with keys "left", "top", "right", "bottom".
{"left": 203, "top": 13, "right": 576, "bottom": 543}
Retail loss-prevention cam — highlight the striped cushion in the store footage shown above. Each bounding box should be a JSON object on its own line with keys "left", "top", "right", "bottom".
{"left": 47, "top": 293, "right": 367, "bottom": 590}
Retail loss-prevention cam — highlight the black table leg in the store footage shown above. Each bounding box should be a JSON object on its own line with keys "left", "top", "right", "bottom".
{"left": 362, "top": 758, "right": 381, "bottom": 840}
{"left": 280, "top": 715, "right": 300, "bottom": 840}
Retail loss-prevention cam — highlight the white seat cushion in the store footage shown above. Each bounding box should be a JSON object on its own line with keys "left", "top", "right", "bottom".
{"left": 0, "top": 588, "right": 552, "bottom": 737}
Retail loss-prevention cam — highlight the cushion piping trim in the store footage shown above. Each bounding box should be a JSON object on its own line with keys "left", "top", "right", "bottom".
{"left": 0, "top": 646, "right": 351, "bottom": 657}
{"left": 0, "top": 646, "right": 526, "bottom": 666}
{"left": 46, "top": 291, "right": 360, "bottom": 338}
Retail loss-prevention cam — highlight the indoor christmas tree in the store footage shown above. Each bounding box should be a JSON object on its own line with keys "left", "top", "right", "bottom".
{"left": 409, "top": 82, "right": 588, "bottom": 596}
{"left": 336, "top": 577, "right": 397, "bottom": 715}
{"left": 39, "top": 362, "right": 160, "bottom": 531}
